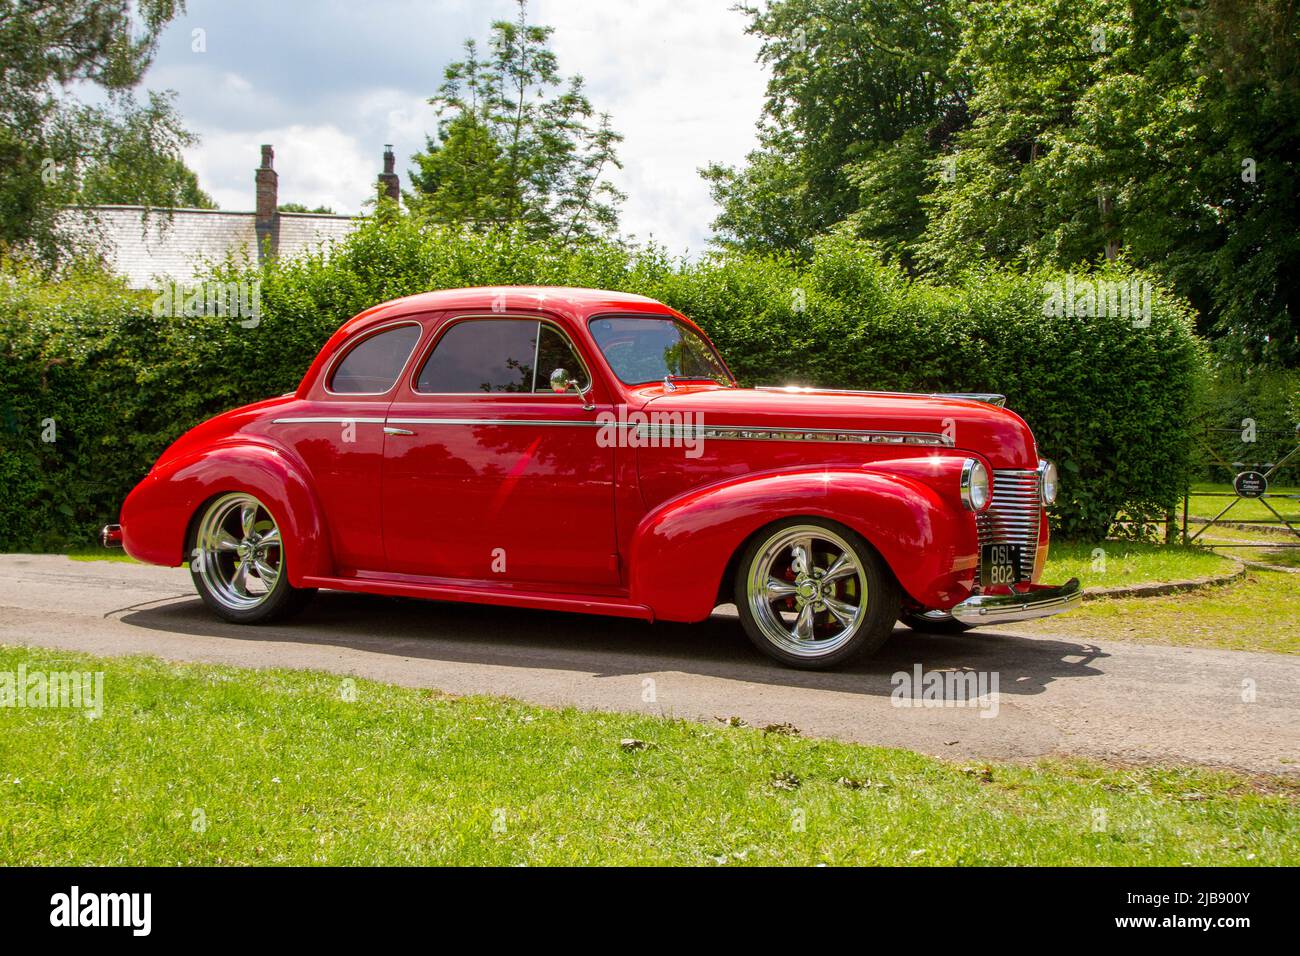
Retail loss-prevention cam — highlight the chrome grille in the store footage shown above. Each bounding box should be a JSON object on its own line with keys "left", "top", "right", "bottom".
{"left": 976, "top": 469, "right": 1041, "bottom": 582}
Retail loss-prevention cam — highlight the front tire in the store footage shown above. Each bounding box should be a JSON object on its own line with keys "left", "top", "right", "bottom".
{"left": 189, "top": 492, "right": 315, "bottom": 624}
{"left": 734, "top": 518, "right": 901, "bottom": 669}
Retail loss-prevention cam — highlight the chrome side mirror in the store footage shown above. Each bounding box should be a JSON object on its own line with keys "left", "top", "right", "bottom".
{"left": 550, "top": 368, "right": 577, "bottom": 393}
{"left": 549, "top": 368, "right": 595, "bottom": 411}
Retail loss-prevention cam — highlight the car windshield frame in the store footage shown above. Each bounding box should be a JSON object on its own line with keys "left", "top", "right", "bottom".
{"left": 587, "top": 313, "right": 735, "bottom": 387}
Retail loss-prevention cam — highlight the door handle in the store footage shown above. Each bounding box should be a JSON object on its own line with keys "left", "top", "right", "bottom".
{"left": 383, "top": 426, "right": 415, "bottom": 436}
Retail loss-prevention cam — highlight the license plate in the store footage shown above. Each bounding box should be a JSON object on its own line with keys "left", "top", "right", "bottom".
{"left": 980, "top": 543, "right": 1024, "bottom": 587}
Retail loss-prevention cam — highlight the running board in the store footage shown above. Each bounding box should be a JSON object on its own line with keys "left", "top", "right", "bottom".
{"left": 298, "top": 574, "right": 654, "bottom": 621}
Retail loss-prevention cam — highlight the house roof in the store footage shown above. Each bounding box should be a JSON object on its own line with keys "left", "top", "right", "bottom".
{"left": 65, "top": 205, "right": 359, "bottom": 289}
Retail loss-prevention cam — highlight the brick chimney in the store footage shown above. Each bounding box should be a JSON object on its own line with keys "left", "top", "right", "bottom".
{"left": 255, "top": 144, "right": 278, "bottom": 261}
{"left": 377, "top": 144, "right": 400, "bottom": 201}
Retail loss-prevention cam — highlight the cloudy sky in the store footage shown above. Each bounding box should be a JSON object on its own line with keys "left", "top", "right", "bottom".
{"left": 136, "top": 0, "right": 769, "bottom": 255}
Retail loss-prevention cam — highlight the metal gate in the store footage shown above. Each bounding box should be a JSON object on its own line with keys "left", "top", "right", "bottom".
{"left": 1182, "top": 423, "right": 1300, "bottom": 547}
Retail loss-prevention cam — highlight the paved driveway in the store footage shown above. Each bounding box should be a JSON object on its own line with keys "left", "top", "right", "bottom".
{"left": 1, "top": 554, "right": 1296, "bottom": 775}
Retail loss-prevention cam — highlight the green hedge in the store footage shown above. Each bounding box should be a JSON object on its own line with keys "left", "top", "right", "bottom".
{"left": 0, "top": 220, "right": 1205, "bottom": 548}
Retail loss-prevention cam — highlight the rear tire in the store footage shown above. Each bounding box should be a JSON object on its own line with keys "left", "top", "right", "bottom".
{"left": 734, "top": 518, "right": 900, "bottom": 669}
{"left": 188, "top": 492, "right": 315, "bottom": 624}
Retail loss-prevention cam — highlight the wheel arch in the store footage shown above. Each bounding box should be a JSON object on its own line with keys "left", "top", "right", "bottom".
{"left": 628, "top": 462, "right": 980, "bottom": 623}
{"left": 121, "top": 440, "right": 333, "bottom": 585}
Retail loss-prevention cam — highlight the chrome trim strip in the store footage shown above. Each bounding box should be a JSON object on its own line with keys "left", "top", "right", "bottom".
{"left": 633, "top": 423, "right": 952, "bottom": 446}
{"left": 386, "top": 417, "right": 601, "bottom": 428}
{"left": 271, "top": 416, "right": 952, "bottom": 446}
{"left": 950, "top": 578, "right": 1082, "bottom": 625}
{"left": 271, "top": 417, "right": 387, "bottom": 424}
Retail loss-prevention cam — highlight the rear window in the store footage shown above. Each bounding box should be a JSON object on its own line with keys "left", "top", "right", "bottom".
{"left": 329, "top": 324, "right": 422, "bottom": 394}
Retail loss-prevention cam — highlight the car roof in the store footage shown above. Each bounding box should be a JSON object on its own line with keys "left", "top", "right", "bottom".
{"left": 297, "top": 286, "right": 694, "bottom": 399}
{"left": 348, "top": 286, "right": 676, "bottom": 331}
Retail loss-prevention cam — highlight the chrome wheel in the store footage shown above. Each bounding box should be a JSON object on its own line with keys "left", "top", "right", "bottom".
{"left": 745, "top": 524, "right": 868, "bottom": 659}
{"left": 194, "top": 493, "right": 284, "bottom": 611}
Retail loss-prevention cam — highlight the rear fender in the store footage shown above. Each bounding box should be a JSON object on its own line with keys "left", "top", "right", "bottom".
{"left": 120, "top": 440, "right": 331, "bottom": 585}
{"left": 628, "top": 460, "right": 979, "bottom": 622}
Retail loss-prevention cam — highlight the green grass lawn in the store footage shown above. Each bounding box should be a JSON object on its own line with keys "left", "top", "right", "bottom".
{"left": 0, "top": 645, "right": 1294, "bottom": 866}
{"left": 1246, "top": 547, "right": 1300, "bottom": 568}
{"left": 1186, "top": 482, "right": 1300, "bottom": 524}
{"left": 1043, "top": 540, "right": 1235, "bottom": 590}
{"left": 66, "top": 547, "right": 137, "bottom": 563}
{"left": 1015, "top": 567, "right": 1300, "bottom": 655}
{"left": 1191, "top": 519, "right": 1300, "bottom": 569}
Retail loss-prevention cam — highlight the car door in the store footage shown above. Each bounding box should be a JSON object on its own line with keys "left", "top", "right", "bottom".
{"left": 380, "top": 313, "right": 620, "bottom": 589}
{"left": 273, "top": 319, "right": 425, "bottom": 573}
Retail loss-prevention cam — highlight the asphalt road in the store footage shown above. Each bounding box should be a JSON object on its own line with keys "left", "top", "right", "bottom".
{"left": 1, "top": 554, "right": 1296, "bottom": 775}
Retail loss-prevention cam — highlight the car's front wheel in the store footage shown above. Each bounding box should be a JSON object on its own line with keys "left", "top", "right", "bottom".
{"left": 735, "top": 518, "right": 900, "bottom": 669}
{"left": 189, "top": 492, "right": 315, "bottom": 624}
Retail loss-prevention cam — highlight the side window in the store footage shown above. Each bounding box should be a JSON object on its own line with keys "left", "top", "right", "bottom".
{"left": 534, "top": 322, "right": 589, "bottom": 393}
{"left": 416, "top": 319, "right": 587, "bottom": 394}
{"left": 329, "top": 324, "right": 422, "bottom": 394}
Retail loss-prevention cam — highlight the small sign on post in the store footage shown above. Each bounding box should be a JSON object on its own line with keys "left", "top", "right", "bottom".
{"left": 1233, "top": 470, "right": 1269, "bottom": 499}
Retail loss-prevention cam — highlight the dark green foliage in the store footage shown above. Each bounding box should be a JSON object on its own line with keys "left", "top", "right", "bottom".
{"left": 709, "top": 0, "right": 1299, "bottom": 367}
{"left": 0, "top": 1, "right": 198, "bottom": 263}
{"left": 1192, "top": 366, "right": 1300, "bottom": 480}
{"left": 0, "top": 218, "right": 1203, "bottom": 549}
{"left": 405, "top": 0, "right": 624, "bottom": 240}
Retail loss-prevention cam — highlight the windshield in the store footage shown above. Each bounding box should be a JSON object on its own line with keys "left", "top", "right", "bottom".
{"left": 588, "top": 315, "right": 733, "bottom": 386}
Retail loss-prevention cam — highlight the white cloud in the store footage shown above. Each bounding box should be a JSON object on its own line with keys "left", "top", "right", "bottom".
{"left": 219, "top": 72, "right": 253, "bottom": 96}
{"left": 535, "top": 0, "right": 766, "bottom": 253}
{"left": 148, "top": 0, "right": 768, "bottom": 254}
{"left": 187, "top": 125, "right": 373, "bottom": 214}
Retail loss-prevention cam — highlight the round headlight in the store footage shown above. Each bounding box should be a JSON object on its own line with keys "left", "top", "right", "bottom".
{"left": 1039, "top": 459, "right": 1059, "bottom": 505}
{"left": 960, "top": 458, "right": 991, "bottom": 512}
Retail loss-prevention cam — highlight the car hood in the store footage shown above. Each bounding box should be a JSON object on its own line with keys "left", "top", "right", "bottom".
{"left": 637, "top": 385, "right": 1038, "bottom": 469}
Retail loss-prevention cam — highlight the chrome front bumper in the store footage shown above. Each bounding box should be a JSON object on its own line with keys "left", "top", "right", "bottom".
{"left": 950, "top": 578, "right": 1082, "bottom": 626}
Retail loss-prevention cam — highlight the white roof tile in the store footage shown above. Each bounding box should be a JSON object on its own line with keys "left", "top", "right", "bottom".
{"left": 64, "top": 206, "right": 360, "bottom": 288}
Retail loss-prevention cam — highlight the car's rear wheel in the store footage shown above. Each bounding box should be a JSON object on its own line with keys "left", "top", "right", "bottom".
{"left": 189, "top": 492, "right": 315, "bottom": 624}
{"left": 734, "top": 518, "right": 900, "bottom": 669}
{"left": 901, "top": 610, "right": 974, "bottom": 634}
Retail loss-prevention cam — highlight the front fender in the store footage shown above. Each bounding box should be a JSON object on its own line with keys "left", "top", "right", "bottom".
{"left": 628, "top": 460, "right": 980, "bottom": 623}
{"left": 120, "top": 440, "right": 332, "bottom": 585}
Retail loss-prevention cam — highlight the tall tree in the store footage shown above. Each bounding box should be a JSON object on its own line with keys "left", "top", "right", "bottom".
{"left": 709, "top": 0, "right": 1298, "bottom": 364}
{"left": 407, "top": 109, "right": 520, "bottom": 228}
{"left": 73, "top": 91, "right": 215, "bottom": 209}
{"left": 919, "top": 0, "right": 1299, "bottom": 364}
{"left": 407, "top": 0, "right": 624, "bottom": 240}
{"left": 0, "top": 0, "right": 197, "bottom": 264}
{"left": 702, "top": 0, "right": 968, "bottom": 260}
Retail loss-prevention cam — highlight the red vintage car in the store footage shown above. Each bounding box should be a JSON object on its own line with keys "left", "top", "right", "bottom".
{"left": 103, "top": 286, "right": 1080, "bottom": 668}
